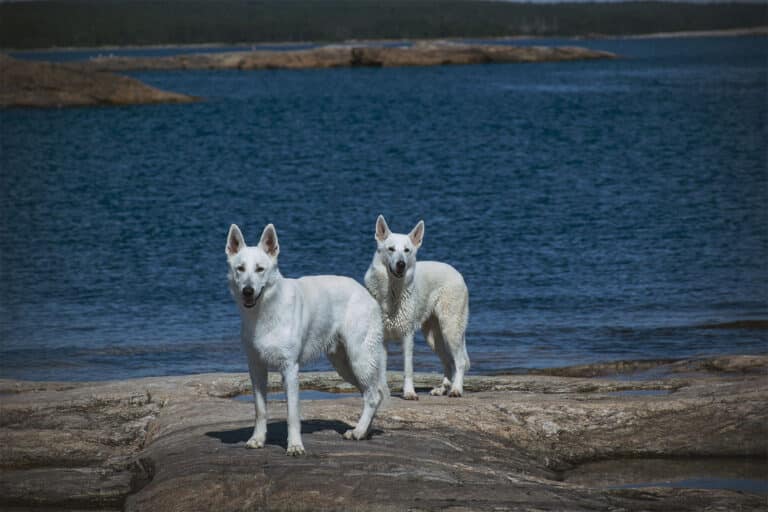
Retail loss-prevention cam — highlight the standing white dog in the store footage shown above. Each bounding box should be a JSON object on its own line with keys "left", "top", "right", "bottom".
{"left": 365, "top": 215, "right": 470, "bottom": 400}
{"left": 226, "top": 223, "right": 388, "bottom": 455}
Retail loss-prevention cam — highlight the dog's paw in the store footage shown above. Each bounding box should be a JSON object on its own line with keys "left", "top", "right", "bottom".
{"left": 430, "top": 386, "right": 447, "bottom": 396}
{"left": 402, "top": 391, "right": 419, "bottom": 400}
{"left": 343, "top": 429, "right": 368, "bottom": 441}
{"left": 245, "top": 437, "right": 265, "bottom": 449}
{"left": 286, "top": 444, "right": 306, "bottom": 456}
{"left": 448, "top": 389, "right": 463, "bottom": 398}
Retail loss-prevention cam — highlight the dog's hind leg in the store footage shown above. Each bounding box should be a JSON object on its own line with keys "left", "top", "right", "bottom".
{"left": 327, "top": 343, "right": 362, "bottom": 391}
{"left": 343, "top": 382, "right": 383, "bottom": 440}
{"left": 436, "top": 286, "right": 470, "bottom": 397}
{"left": 245, "top": 351, "right": 268, "bottom": 449}
{"left": 341, "top": 323, "right": 387, "bottom": 440}
{"left": 423, "top": 316, "right": 453, "bottom": 396}
{"left": 437, "top": 322, "right": 468, "bottom": 397}
{"left": 446, "top": 337, "right": 469, "bottom": 397}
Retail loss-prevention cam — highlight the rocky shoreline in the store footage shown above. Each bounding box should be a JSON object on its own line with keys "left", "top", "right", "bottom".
{"left": 79, "top": 42, "right": 615, "bottom": 72}
{"left": 1, "top": 43, "right": 614, "bottom": 108}
{"left": 1, "top": 354, "right": 765, "bottom": 511}
{"left": 0, "top": 55, "right": 197, "bottom": 108}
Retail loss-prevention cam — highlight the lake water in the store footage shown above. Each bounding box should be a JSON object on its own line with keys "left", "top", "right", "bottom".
{"left": 1, "top": 36, "right": 766, "bottom": 381}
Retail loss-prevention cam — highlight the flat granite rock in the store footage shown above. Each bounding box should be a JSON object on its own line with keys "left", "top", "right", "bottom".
{"left": 1, "top": 355, "right": 765, "bottom": 511}
{"left": 0, "top": 54, "right": 197, "bottom": 108}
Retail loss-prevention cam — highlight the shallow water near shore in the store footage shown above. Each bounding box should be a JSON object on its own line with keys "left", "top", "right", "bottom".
{"left": 1, "top": 36, "right": 766, "bottom": 381}
{"left": 562, "top": 457, "right": 768, "bottom": 495}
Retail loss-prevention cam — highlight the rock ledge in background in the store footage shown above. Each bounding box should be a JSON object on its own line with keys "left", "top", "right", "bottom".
{"left": 0, "top": 55, "right": 197, "bottom": 108}
{"left": 82, "top": 42, "right": 616, "bottom": 72}
{"left": 1, "top": 43, "right": 614, "bottom": 108}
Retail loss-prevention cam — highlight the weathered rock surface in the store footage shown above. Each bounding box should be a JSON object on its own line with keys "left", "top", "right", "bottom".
{"left": 80, "top": 42, "right": 616, "bottom": 72}
{"left": 0, "top": 54, "right": 196, "bottom": 108}
{"left": 1, "top": 355, "right": 765, "bottom": 511}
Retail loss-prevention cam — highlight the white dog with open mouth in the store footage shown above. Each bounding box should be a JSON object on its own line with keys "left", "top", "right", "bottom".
{"left": 226, "top": 223, "right": 388, "bottom": 455}
{"left": 365, "top": 215, "right": 470, "bottom": 399}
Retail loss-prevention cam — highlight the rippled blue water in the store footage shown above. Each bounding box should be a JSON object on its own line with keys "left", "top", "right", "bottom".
{"left": 1, "top": 37, "right": 766, "bottom": 381}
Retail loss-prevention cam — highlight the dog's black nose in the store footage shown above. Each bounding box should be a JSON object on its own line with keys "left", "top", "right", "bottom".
{"left": 396, "top": 260, "right": 406, "bottom": 272}
{"left": 242, "top": 286, "right": 255, "bottom": 297}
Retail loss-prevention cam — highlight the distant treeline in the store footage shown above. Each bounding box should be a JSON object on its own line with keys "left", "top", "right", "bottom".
{"left": 1, "top": 0, "right": 766, "bottom": 49}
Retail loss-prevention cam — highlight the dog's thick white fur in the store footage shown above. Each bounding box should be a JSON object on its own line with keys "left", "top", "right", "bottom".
{"left": 365, "top": 215, "right": 470, "bottom": 399}
{"left": 226, "top": 223, "right": 388, "bottom": 456}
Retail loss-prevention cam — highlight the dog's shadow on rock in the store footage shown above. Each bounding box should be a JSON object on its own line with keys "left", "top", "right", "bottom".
{"left": 206, "top": 420, "right": 357, "bottom": 449}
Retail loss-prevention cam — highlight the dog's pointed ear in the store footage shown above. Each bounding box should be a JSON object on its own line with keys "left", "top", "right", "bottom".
{"left": 258, "top": 223, "right": 279, "bottom": 258}
{"left": 226, "top": 224, "right": 246, "bottom": 256}
{"left": 409, "top": 220, "right": 425, "bottom": 248}
{"left": 375, "top": 215, "right": 391, "bottom": 242}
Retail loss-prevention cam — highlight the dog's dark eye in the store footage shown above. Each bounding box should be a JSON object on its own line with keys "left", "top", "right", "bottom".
{"left": 255, "top": 266, "right": 264, "bottom": 273}
{"left": 404, "top": 248, "right": 411, "bottom": 253}
{"left": 236, "top": 265, "right": 245, "bottom": 272}
{"left": 388, "top": 247, "right": 395, "bottom": 252}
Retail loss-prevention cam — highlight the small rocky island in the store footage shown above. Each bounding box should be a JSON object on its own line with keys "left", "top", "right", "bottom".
{"left": 81, "top": 42, "right": 616, "bottom": 71}
{"left": 1, "top": 43, "right": 615, "bottom": 108}
{"left": 1, "top": 355, "right": 765, "bottom": 510}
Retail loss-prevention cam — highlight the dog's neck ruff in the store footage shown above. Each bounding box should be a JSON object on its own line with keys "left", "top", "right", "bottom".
{"left": 371, "top": 262, "right": 417, "bottom": 336}
{"left": 370, "top": 260, "right": 413, "bottom": 306}
{"left": 388, "top": 275, "right": 408, "bottom": 300}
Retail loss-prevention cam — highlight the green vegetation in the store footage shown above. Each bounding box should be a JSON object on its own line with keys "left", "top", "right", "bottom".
{"left": 1, "top": 0, "right": 765, "bottom": 49}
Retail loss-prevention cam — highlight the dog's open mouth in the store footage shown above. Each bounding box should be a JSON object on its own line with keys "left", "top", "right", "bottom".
{"left": 242, "top": 290, "right": 262, "bottom": 308}
{"left": 388, "top": 266, "right": 406, "bottom": 279}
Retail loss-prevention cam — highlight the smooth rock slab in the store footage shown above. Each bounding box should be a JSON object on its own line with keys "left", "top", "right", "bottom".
{"left": 1, "top": 355, "right": 765, "bottom": 511}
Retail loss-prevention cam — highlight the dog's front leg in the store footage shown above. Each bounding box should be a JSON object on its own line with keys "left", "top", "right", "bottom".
{"left": 245, "top": 356, "right": 268, "bottom": 449}
{"left": 402, "top": 334, "right": 418, "bottom": 400}
{"left": 282, "top": 362, "right": 305, "bottom": 455}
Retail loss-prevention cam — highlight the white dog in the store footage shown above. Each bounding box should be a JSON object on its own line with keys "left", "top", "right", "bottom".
{"left": 365, "top": 215, "right": 470, "bottom": 400}
{"left": 226, "top": 223, "right": 388, "bottom": 455}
